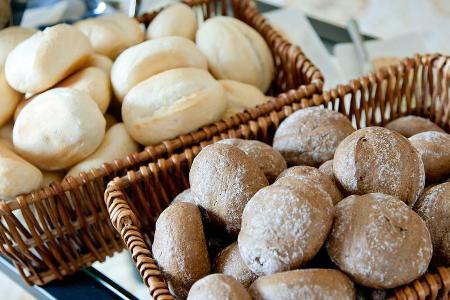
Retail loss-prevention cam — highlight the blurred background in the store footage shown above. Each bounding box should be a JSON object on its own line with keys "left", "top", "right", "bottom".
{"left": 1, "top": 0, "right": 450, "bottom": 299}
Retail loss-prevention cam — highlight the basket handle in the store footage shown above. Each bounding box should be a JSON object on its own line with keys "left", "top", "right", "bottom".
{"left": 104, "top": 180, "right": 174, "bottom": 300}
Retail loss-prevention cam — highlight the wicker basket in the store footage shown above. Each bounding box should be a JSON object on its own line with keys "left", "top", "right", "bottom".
{"left": 105, "top": 54, "right": 450, "bottom": 300}
{"left": 0, "top": 0, "right": 323, "bottom": 286}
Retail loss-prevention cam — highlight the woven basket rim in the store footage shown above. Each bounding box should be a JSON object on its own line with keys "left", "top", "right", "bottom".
{"left": 104, "top": 53, "right": 450, "bottom": 300}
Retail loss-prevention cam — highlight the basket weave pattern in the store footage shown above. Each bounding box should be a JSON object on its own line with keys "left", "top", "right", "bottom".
{"left": 105, "top": 54, "right": 450, "bottom": 299}
{"left": 0, "top": 0, "right": 323, "bottom": 285}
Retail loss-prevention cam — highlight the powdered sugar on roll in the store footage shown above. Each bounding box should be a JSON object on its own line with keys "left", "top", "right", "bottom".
{"left": 214, "top": 242, "right": 258, "bottom": 288}
{"left": 190, "top": 143, "right": 268, "bottom": 235}
{"left": 327, "top": 193, "right": 432, "bottom": 289}
{"left": 409, "top": 131, "right": 450, "bottom": 182}
{"left": 249, "top": 269, "right": 355, "bottom": 300}
{"left": 414, "top": 182, "right": 450, "bottom": 265}
{"left": 386, "top": 116, "right": 444, "bottom": 138}
{"left": 218, "top": 138, "right": 287, "bottom": 183}
{"left": 238, "top": 178, "right": 334, "bottom": 276}
{"left": 276, "top": 166, "right": 343, "bottom": 204}
{"left": 333, "top": 127, "right": 425, "bottom": 206}
{"left": 273, "top": 107, "right": 355, "bottom": 167}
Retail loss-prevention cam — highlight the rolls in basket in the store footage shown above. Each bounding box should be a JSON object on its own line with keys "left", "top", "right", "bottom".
{"left": 105, "top": 54, "right": 450, "bottom": 299}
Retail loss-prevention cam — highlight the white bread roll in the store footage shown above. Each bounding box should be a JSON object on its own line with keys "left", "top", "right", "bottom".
{"left": 0, "top": 26, "right": 37, "bottom": 67}
{"left": 5, "top": 24, "right": 92, "bottom": 94}
{"left": 41, "top": 170, "right": 64, "bottom": 187}
{"left": 147, "top": 3, "right": 197, "bottom": 41}
{"left": 67, "top": 123, "right": 139, "bottom": 177}
{"left": 13, "top": 88, "right": 106, "bottom": 170}
{"left": 196, "top": 16, "right": 274, "bottom": 92}
{"left": 87, "top": 54, "right": 113, "bottom": 74}
{"left": 220, "top": 79, "right": 270, "bottom": 118}
{"left": 0, "top": 144, "right": 42, "bottom": 200}
{"left": 0, "top": 70, "right": 21, "bottom": 126}
{"left": 57, "top": 67, "right": 111, "bottom": 113}
{"left": 106, "top": 14, "right": 144, "bottom": 45}
{"left": 111, "top": 36, "right": 207, "bottom": 102}
{"left": 75, "top": 14, "right": 144, "bottom": 59}
{"left": 0, "top": 27, "right": 36, "bottom": 127}
{"left": 122, "top": 68, "right": 226, "bottom": 145}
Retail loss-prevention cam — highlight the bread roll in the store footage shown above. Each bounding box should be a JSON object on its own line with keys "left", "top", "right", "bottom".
{"left": 217, "top": 138, "right": 286, "bottom": 183}
{"left": 319, "top": 159, "right": 345, "bottom": 194}
{"left": 0, "top": 70, "right": 21, "bottom": 126}
{"left": 13, "top": 88, "right": 105, "bottom": 170}
{"left": 86, "top": 54, "right": 113, "bottom": 74}
{"left": 106, "top": 14, "right": 144, "bottom": 46}
{"left": 214, "top": 242, "right": 257, "bottom": 288}
{"left": 41, "top": 171, "right": 64, "bottom": 187}
{"left": 172, "top": 189, "right": 197, "bottom": 205}
{"left": 0, "top": 27, "right": 36, "bottom": 121}
{"left": 111, "top": 36, "right": 207, "bottom": 102}
{"left": 422, "top": 183, "right": 438, "bottom": 195}
{"left": 13, "top": 94, "right": 53, "bottom": 121}
{"left": 75, "top": 14, "right": 143, "bottom": 59}
{"left": 319, "top": 159, "right": 335, "bottom": 181}
{"left": 273, "top": 107, "right": 355, "bottom": 166}
{"left": 276, "top": 166, "right": 343, "bottom": 204}
{"left": 67, "top": 123, "right": 139, "bottom": 177}
{"left": 334, "top": 127, "right": 425, "bottom": 206}
{"left": 122, "top": 68, "right": 226, "bottom": 145}
{"left": 409, "top": 131, "right": 450, "bottom": 183}
{"left": 196, "top": 16, "right": 274, "bottom": 92}
{"left": 152, "top": 202, "right": 210, "bottom": 298}
{"left": 0, "top": 144, "right": 42, "bottom": 200}
{"left": 147, "top": 3, "right": 197, "bottom": 41}
{"left": 414, "top": 182, "right": 450, "bottom": 265}
{"left": 0, "top": 26, "right": 37, "bottom": 67}
{"left": 249, "top": 269, "right": 355, "bottom": 300}
{"left": 57, "top": 67, "right": 111, "bottom": 113}
{"left": 220, "top": 79, "right": 269, "bottom": 118}
{"left": 190, "top": 143, "right": 268, "bottom": 235}
{"left": 238, "top": 178, "right": 334, "bottom": 275}
{"left": 187, "top": 274, "right": 251, "bottom": 300}
{"left": 327, "top": 193, "right": 432, "bottom": 289}
{"left": 386, "top": 116, "right": 444, "bottom": 137}
{"left": 5, "top": 24, "right": 92, "bottom": 94}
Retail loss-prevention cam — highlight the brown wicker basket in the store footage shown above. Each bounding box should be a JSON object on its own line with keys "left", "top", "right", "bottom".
{"left": 0, "top": 0, "right": 323, "bottom": 286}
{"left": 105, "top": 54, "right": 450, "bottom": 300}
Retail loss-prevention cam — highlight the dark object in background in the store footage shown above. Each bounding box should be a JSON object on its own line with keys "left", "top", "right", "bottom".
{"left": 0, "top": 0, "right": 11, "bottom": 28}
{"left": 9, "top": 0, "right": 140, "bottom": 27}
